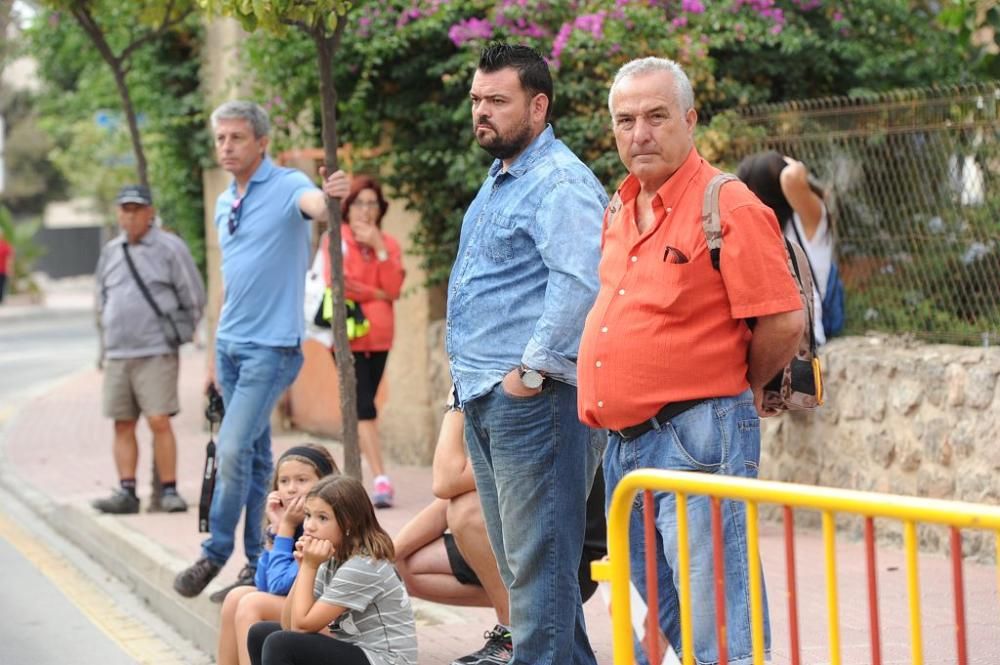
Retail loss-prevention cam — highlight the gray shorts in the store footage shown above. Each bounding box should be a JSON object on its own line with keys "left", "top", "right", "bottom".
{"left": 102, "top": 354, "right": 180, "bottom": 421}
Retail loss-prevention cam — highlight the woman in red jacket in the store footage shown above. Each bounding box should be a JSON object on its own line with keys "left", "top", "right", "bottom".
{"left": 320, "top": 175, "right": 405, "bottom": 508}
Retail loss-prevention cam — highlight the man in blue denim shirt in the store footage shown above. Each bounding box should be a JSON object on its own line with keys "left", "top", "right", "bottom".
{"left": 447, "top": 44, "right": 608, "bottom": 665}
{"left": 173, "top": 100, "right": 350, "bottom": 601}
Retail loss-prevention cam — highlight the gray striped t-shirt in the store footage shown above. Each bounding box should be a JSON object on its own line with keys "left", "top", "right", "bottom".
{"left": 315, "top": 556, "right": 417, "bottom": 665}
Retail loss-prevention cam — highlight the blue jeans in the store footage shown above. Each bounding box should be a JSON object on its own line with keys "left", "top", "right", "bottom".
{"left": 603, "top": 390, "right": 770, "bottom": 665}
{"left": 202, "top": 340, "right": 303, "bottom": 567}
{"left": 463, "top": 380, "right": 605, "bottom": 665}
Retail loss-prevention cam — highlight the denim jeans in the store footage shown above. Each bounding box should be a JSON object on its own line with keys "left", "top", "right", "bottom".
{"left": 463, "top": 380, "right": 605, "bottom": 665}
{"left": 202, "top": 340, "right": 303, "bottom": 567}
{"left": 603, "top": 390, "right": 770, "bottom": 665}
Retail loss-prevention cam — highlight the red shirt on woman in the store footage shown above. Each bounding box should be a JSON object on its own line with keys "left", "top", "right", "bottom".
{"left": 321, "top": 225, "right": 405, "bottom": 352}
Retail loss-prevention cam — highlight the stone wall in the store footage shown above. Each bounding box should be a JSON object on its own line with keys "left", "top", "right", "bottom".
{"left": 761, "top": 335, "right": 1000, "bottom": 561}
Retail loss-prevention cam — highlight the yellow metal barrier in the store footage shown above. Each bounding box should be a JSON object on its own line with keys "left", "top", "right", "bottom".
{"left": 593, "top": 469, "right": 1000, "bottom": 665}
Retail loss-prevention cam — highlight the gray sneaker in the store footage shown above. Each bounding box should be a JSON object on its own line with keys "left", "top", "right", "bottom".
{"left": 92, "top": 488, "right": 140, "bottom": 514}
{"left": 158, "top": 492, "right": 188, "bottom": 513}
{"left": 174, "top": 557, "right": 221, "bottom": 598}
{"left": 209, "top": 564, "right": 257, "bottom": 603}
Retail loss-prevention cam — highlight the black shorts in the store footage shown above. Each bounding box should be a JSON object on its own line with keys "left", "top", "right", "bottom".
{"left": 340, "top": 351, "right": 388, "bottom": 421}
{"left": 440, "top": 472, "right": 608, "bottom": 600}
{"left": 443, "top": 532, "right": 482, "bottom": 586}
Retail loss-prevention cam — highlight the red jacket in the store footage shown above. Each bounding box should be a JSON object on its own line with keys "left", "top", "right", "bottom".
{"left": 321, "top": 226, "right": 405, "bottom": 352}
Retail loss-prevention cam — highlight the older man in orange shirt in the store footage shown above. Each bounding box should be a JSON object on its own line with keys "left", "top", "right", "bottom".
{"left": 578, "top": 57, "right": 805, "bottom": 665}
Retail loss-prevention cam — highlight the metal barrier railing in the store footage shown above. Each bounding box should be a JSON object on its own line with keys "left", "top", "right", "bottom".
{"left": 592, "top": 470, "right": 1000, "bottom": 665}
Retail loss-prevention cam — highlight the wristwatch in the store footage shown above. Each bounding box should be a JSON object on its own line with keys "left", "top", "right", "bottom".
{"left": 518, "top": 366, "right": 545, "bottom": 390}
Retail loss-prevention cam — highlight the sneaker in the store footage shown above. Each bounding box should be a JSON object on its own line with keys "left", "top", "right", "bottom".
{"left": 208, "top": 564, "right": 256, "bottom": 603}
{"left": 173, "top": 557, "right": 221, "bottom": 598}
{"left": 372, "top": 476, "right": 394, "bottom": 509}
{"left": 451, "top": 624, "right": 513, "bottom": 665}
{"left": 158, "top": 492, "right": 188, "bottom": 513}
{"left": 92, "top": 488, "right": 139, "bottom": 515}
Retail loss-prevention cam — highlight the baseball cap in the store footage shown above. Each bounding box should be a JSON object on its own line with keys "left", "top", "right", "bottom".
{"left": 116, "top": 184, "right": 153, "bottom": 206}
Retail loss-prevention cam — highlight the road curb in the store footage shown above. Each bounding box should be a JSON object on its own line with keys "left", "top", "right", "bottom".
{"left": 0, "top": 381, "right": 223, "bottom": 657}
{"left": 0, "top": 381, "right": 475, "bottom": 662}
{"left": 50, "top": 502, "right": 222, "bottom": 655}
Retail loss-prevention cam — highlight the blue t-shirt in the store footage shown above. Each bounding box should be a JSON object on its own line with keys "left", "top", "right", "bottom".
{"left": 215, "top": 157, "right": 315, "bottom": 347}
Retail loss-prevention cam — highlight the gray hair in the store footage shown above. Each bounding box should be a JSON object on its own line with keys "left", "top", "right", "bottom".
{"left": 608, "top": 57, "right": 695, "bottom": 115}
{"left": 210, "top": 100, "right": 270, "bottom": 138}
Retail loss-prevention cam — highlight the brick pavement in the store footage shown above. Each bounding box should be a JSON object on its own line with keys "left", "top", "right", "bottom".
{"left": 2, "top": 341, "right": 998, "bottom": 664}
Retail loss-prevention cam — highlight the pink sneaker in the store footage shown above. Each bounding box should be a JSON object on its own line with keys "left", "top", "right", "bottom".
{"left": 372, "top": 476, "right": 394, "bottom": 509}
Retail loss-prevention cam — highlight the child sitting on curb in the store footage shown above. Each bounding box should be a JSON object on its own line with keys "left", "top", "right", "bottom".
{"left": 216, "top": 444, "right": 338, "bottom": 665}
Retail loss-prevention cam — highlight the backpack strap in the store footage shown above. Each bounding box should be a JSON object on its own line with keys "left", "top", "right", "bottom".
{"left": 788, "top": 218, "right": 822, "bottom": 292}
{"left": 701, "top": 173, "right": 819, "bottom": 353}
{"left": 701, "top": 173, "right": 740, "bottom": 270}
{"left": 783, "top": 238, "right": 819, "bottom": 354}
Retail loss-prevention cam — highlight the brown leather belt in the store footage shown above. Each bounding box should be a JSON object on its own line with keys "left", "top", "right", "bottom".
{"left": 612, "top": 398, "right": 708, "bottom": 441}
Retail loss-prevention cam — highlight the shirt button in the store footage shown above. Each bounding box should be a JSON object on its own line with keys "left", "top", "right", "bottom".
{"left": 631, "top": 256, "right": 638, "bottom": 263}
{"left": 601, "top": 326, "right": 608, "bottom": 333}
{"left": 597, "top": 400, "right": 604, "bottom": 408}
{"left": 618, "top": 289, "right": 625, "bottom": 296}
{"left": 666, "top": 207, "right": 673, "bottom": 214}
{"left": 595, "top": 361, "right": 602, "bottom": 368}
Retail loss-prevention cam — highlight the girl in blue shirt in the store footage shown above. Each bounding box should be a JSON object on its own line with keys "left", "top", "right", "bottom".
{"left": 217, "top": 444, "right": 338, "bottom": 665}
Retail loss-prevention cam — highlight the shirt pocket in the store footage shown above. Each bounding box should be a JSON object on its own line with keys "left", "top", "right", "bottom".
{"left": 483, "top": 212, "right": 519, "bottom": 264}
{"left": 659, "top": 261, "right": 694, "bottom": 288}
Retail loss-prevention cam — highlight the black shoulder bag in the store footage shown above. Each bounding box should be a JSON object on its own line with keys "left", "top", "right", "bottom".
{"left": 121, "top": 243, "right": 184, "bottom": 348}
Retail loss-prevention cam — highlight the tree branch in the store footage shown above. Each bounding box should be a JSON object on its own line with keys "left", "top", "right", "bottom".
{"left": 120, "top": 0, "right": 192, "bottom": 62}
{"left": 281, "top": 17, "right": 312, "bottom": 34}
{"left": 70, "top": 5, "right": 121, "bottom": 70}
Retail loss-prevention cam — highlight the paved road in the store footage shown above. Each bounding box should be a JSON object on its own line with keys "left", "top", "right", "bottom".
{"left": 0, "top": 510, "right": 137, "bottom": 665}
{"left": 0, "top": 303, "right": 207, "bottom": 665}
{"left": 0, "top": 307, "right": 98, "bottom": 409}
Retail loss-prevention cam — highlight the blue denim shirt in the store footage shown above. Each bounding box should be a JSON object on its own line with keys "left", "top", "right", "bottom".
{"left": 447, "top": 126, "right": 608, "bottom": 405}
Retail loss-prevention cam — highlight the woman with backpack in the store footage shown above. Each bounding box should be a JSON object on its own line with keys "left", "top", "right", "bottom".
{"left": 737, "top": 150, "right": 844, "bottom": 344}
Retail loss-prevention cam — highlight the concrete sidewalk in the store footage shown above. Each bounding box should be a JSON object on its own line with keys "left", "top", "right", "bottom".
{"left": 1, "top": 342, "right": 998, "bottom": 663}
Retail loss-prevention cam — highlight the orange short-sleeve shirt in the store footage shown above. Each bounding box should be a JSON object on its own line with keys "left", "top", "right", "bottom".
{"left": 577, "top": 149, "right": 802, "bottom": 431}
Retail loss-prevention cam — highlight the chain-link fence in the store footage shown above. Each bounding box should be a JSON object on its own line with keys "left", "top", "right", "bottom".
{"left": 731, "top": 83, "right": 1000, "bottom": 346}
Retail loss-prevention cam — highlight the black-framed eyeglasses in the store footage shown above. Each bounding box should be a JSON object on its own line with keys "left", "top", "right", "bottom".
{"left": 227, "top": 195, "right": 246, "bottom": 236}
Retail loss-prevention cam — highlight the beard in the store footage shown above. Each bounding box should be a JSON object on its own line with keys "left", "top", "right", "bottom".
{"left": 474, "top": 112, "right": 534, "bottom": 161}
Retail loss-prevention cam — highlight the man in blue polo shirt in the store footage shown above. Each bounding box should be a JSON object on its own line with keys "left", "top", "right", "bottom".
{"left": 174, "top": 100, "right": 349, "bottom": 599}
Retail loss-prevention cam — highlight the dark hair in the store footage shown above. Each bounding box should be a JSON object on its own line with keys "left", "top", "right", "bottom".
{"left": 271, "top": 443, "right": 339, "bottom": 493}
{"left": 341, "top": 174, "right": 389, "bottom": 228}
{"left": 307, "top": 476, "right": 395, "bottom": 561}
{"left": 263, "top": 443, "right": 338, "bottom": 541}
{"left": 736, "top": 150, "right": 825, "bottom": 230}
{"left": 478, "top": 42, "right": 553, "bottom": 123}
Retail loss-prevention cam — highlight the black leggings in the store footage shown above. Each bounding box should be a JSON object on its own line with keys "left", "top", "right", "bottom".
{"left": 248, "top": 622, "right": 369, "bottom": 665}
{"left": 347, "top": 351, "right": 388, "bottom": 420}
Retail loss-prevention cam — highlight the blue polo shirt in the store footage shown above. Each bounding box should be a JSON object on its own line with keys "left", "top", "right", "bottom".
{"left": 215, "top": 156, "right": 316, "bottom": 347}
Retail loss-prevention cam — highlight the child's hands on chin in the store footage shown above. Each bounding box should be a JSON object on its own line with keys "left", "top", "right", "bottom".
{"left": 265, "top": 491, "right": 285, "bottom": 527}
{"left": 293, "top": 534, "right": 310, "bottom": 562}
{"left": 302, "top": 537, "right": 334, "bottom": 568}
{"left": 281, "top": 495, "right": 307, "bottom": 530}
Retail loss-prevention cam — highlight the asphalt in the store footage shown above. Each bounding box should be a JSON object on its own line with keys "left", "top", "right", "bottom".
{"left": 1, "top": 287, "right": 998, "bottom": 664}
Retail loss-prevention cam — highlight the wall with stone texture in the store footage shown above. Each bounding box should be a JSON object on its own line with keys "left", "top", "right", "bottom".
{"left": 760, "top": 335, "right": 1000, "bottom": 561}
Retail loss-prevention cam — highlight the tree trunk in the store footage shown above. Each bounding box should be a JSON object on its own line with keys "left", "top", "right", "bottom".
{"left": 314, "top": 25, "right": 361, "bottom": 480}
{"left": 110, "top": 66, "right": 150, "bottom": 188}
{"left": 0, "top": 0, "right": 14, "bottom": 78}
{"left": 68, "top": 6, "right": 149, "bottom": 188}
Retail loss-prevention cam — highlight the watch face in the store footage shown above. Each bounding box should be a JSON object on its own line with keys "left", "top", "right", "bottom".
{"left": 521, "top": 369, "right": 544, "bottom": 389}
